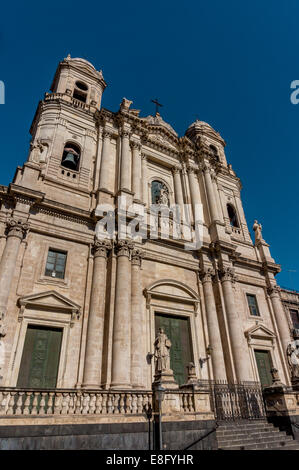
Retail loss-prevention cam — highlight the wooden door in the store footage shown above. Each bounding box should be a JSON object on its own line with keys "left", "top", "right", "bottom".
{"left": 155, "top": 313, "right": 193, "bottom": 385}
{"left": 17, "top": 325, "right": 62, "bottom": 388}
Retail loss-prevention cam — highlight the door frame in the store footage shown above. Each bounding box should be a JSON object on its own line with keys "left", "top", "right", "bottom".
{"left": 154, "top": 311, "right": 194, "bottom": 385}
{"left": 253, "top": 348, "right": 274, "bottom": 388}
{"left": 149, "top": 304, "right": 200, "bottom": 385}
{"left": 8, "top": 316, "right": 69, "bottom": 388}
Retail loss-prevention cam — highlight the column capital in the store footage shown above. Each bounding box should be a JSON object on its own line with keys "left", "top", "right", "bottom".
{"left": 171, "top": 165, "right": 182, "bottom": 175}
{"left": 130, "top": 140, "right": 141, "bottom": 151}
{"left": 6, "top": 218, "right": 29, "bottom": 240}
{"left": 199, "top": 267, "right": 215, "bottom": 284}
{"left": 186, "top": 164, "right": 196, "bottom": 174}
{"left": 92, "top": 238, "right": 112, "bottom": 258}
{"left": 200, "top": 162, "right": 211, "bottom": 174}
{"left": 131, "top": 248, "right": 145, "bottom": 266}
{"left": 267, "top": 285, "right": 281, "bottom": 297}
{"left": 115, "top": 239, "right": 134, "bottom": 258}
{"left": 102, "top": 129, "right": 113, "bottom": 140}
{"left": 219, "top": 266, "right": 237, "bottom": 283}
{"left": 120, "top": 129, "right": 131, "bottom": 139}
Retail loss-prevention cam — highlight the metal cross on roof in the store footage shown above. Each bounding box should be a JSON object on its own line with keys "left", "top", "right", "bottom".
{"left": 151, "top": 98, "right": 163, "bottom": 116}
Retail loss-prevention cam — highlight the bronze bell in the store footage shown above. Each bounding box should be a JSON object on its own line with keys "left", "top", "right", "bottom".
{"left": 62, "top": 149, "right": 79, "bottom": 170}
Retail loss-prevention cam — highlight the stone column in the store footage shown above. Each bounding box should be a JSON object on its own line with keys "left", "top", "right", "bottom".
{"left": 120, "top": 130, "right": 131, "bottom": 192}
{"left": 142, "top": 154, "right": 148, "bottom": 205}
{"left": 111, "top": 240, "right": 133, "bottom": 389}
{"left": 268, "top": 286, "right": 291, "bottom": 356}
{"left": 99, "top": 130, "right": 112, "bottom": 190}
{"left": 82, "top": 239, "right": 111, "bottom": 389}
{"left": 131, "top": 142, "right": 142, "bottom": 201}
{"left": 131, "top": 248, "right": 146, "bottom": 388}
{"left": 0, "top": 219, "right": 29, "bottom": 316}
{"left": 172, "top": 166, "right": 185, "bottom": 221}
{"left": 187, "top": 166, "right": 202, "bottom": 222}
{"left": 202, "top": 164, "right": 219, "bottom": 223}
{"left": 220, "top": 267, "right": 249, "bottom": 382}
{"left": 200, "top": 269, "right": 227, "bottom": 380}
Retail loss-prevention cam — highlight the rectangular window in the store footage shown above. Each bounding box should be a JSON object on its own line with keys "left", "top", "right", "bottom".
{"left": 45, "top": 249, "right": 67, "bottom": 279}
{"left": 290, "top": 309, "right": 299, "bottom": 329}
{"left": 246, "top": 294, "right": 260, "bottom": 316}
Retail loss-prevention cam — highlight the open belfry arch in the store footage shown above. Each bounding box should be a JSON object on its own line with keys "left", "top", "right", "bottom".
{"left": 0, "top": 54, "right": 298, "bottom": 449}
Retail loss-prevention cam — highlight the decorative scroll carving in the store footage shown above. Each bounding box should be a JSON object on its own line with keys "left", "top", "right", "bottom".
{"left": 92, "top": 239, "right": 112, "bottom": 258}
{"left": 199, "top": 267, "right": 215, "bottom": 284}
{"left": 115, "top": 239, "right": 134, "bottom": 258}
{"left": 6, "top": 219, "right": 29, "bottom": 240}
{"left": 219, "top": 267, "right": 237, "bottom": 283}
{"left": 267, "top": 285, "right": 281, "bottom": 297}
{"left": 131, "top": 248, "right": 145, "bottom": 266}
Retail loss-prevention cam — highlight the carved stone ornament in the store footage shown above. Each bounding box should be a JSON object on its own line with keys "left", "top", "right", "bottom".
{"left": 6, "top": 218, "right": 29, "bottom": 240}
{"left": 92, "top": 239, "right": 112, "bottom": 258}
{"left": 115, "top": 239, "right": 134, "bottom": 257}
{"left": 0, "top": 324, "right": 6, "bottom": 338}
{"left": 131, "top": 248, "right": 145, "bottom": 266}
{"left": 267, "top": 285, "right": 281, "bottom": 297}
{"left": 199, "top": 267, "right": 215, "bottom": 284}
{"left": 219, "top": 266, "right": 237, "bottom": 283}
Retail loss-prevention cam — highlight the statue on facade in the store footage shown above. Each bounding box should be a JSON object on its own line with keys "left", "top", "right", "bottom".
{"left": 154, "top": 328, "right": 172, "bottom": 373}
{"left": 157, "top": 185, "right": 169, "bottom": 206}
{"left": 253, "top": 220, "right": 263, "bottom": 244}
{"left": 287, "top": 340, "right": 299, "bottom": 382}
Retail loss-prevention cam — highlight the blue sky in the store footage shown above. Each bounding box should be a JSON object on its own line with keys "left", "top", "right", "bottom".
{"left": 0, "top": 0, "right": 298, "bottom": 289}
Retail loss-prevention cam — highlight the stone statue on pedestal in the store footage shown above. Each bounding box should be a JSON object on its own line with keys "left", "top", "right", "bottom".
{"left": 253, "top": 220, "right": 263, "bottom": 244}
{"left": 153, "top": 328, "right": 178, "bottom": 389}
{"left": 157, "top": 187, "right": 169, "bottom": 207}
{"left": 154, "top": 328, "right": 171, "bottom": 373}
{"left": 287, "top": 340, "right": 299, "bottom": 382}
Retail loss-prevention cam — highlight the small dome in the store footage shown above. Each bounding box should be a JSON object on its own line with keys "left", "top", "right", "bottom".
{"left": 185, "top": 119, "right": 223, "bottom": 145}
{"left": 65, "top": 55, "right": 96, "bottom": 71}
{"left": 186, "top": 119, "right": 214, "bottom": 132}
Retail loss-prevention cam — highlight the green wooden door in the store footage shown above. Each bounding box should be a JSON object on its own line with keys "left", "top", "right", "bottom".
{"left": 17, "top": 325, "right": 62, "bottom": 389}
{"left": 155, "top": 313, "right": 193, "bottom": 385}
{"left": 254, "top": 350, "right": 273, "bottom": 388}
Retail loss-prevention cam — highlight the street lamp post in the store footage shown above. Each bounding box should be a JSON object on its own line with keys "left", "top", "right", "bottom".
{"left": 153, "top": 383, "right": 165, "bottom": 450}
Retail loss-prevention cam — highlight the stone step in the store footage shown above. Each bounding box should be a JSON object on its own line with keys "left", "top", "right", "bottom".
{"left": 218, "top": 434, "right": 293, "bottom": 447}
{"left": 217, "top": 421, "right": 271, "bottom": 430}
{"left": 217, "top": 430, "right": 290, "bottom": 442}
{"left": 216, "top": 428, "right": 280, "bottom": 438}
{"left": 221, "top": 441, "right": 299, "bottom": 450}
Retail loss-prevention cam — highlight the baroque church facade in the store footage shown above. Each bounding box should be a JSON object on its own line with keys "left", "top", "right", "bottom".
{"left": 0, "top": 56, "right": 298, "bottom": 449}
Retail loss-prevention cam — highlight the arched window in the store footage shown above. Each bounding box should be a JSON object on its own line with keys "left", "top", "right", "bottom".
{"left": 61, "top": 142, "right": 81, "bottom": 171}
{"left": 210, "top": 145, "right": 219, "bottom": 161}
{"left": 227, "top": 204, "right": 239, "bottom": 228}
{"left": 151, "top": 180, "right": 169, "bottom": 205}
{"left": 73, "top": 81, "right": 88, "bottom": 103}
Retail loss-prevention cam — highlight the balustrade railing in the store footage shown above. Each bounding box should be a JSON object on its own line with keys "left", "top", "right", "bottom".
{"left": 44, "top": 93, "right": 92, "bottom": 112}
{"left": 0, "top": 389, "right": 152, "bottom": 417}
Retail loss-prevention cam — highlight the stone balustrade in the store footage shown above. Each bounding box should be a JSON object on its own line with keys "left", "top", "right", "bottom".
{"left": 44, "top": 93, "right": 93, "bottom": 112}
{"left": 0, "top": 388, "right": 213, "bottom": 418}
{"left": 0, "top": 388, "right": 152, "bottom": 417}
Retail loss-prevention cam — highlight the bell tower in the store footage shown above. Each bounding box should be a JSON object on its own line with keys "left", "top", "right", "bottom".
{"left": 14, "top": 55, "right": 107, "bottom": 211}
